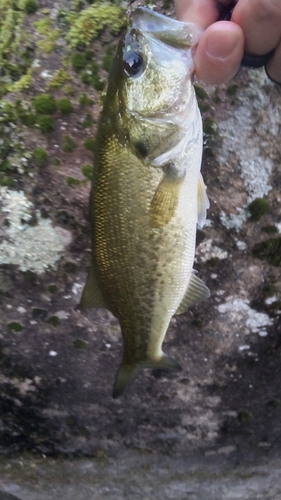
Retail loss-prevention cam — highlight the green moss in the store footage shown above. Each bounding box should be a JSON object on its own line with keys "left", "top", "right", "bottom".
{"left": 72, "top": 53, "right": 86, "bottom": 72}
{"left": 248, "top": 198, "right": 270, "bottom": 222}
{"left": 33, "top": 94, "right": 57, "bottom": 114}
{"left": 57, "top": 97, "right": 73, "bottom": 114}
{"left": 263, "top": 282, "right": 277, "bottom": 296}
{"left": 92, "top": 74, "right": 104, "bottom": 91}
{"left": 81, "top": 112, "right": 92, "bottom": 128}
{"left": 203, "top": 146, "right": 215, "bottom": 158}
{"left": 37, "top": 115, "right": 55, "bottom": 133}
{"left": 252, "top": 237, "right": 281, "bottom": 267}
{"left": 40, "top": 208, "right": 49, "bottom": 218}
{"left": 162, "top": 0, "right": 173, "bottom": 9}
{"left": 203, "top": 117, "right": 218, "bottom": 136}
{"left": 262, "top": 225, "right": 278, "bottom": 235}
{"left": 81, "top": 163, "right": 93, "bottom": 180}
{"left": 33, "top": 17, "right": 51, "bottom": 34}
{"left": 66, "top": 176, "right": 80, "bottom": 187}
{"left": 34, "top": 17, "right": 61, "bottom": 53}
{"left": 81, "top": 72, "right": 91, "bottom": 85}
{"left": 213, "top": 88, "right": 221, "bottom": 104}
{"left": 49, "top": 69, "right": 70, "bottom": 88}
{"left": 194, "top": 85, "right": 208, "bottom": 100}
{"left": 0, "top": 3, "right": 33, "bottom": 97}
{"left": 47, "top": 315, "right": 61, "bottom": 326}
{"left": 73, "top": 338, "right": 88, "bottom": 349}
{"left": 16, "top": 101, "right": 37, "bottom": 126}
{"left": 33, "top": 147, "right": 48, "bottom": 167}
{"left": 48, "top": 284, "right": 58, "bottom": 294}
{"left": 266, "top": 399, "right": 281, "bottom": 408}
{"left": 62, "top": 135, "right": 76, "bottom": 152}
{"left": 0, "top": 175, "right": 14, "bottom": 187}
{"left": 8, "top": 70, "right": 33, "bottom": 92}
{"left": 8, "top": 321, "right": 23, "bottom": 332}
{"left": 79, "top": 93, "right": 93, "bottom": 107}
{"left": 23, "top": 0, "right": 38, "bottom": 14}
{"left": 56, "top": 210, "right": 76, "bottom": 227}
{"left": 66, "top": 2, "right": 127, "bottom": 48}
{"left": 237, "top": 410, "right": 254, "bottom": 423}
{"left": 64, "top": 261, "right": 78, "bottom": 273}
{"left": 83, "top": 138, "right": 95, "bottom": 152}
{"left": 198, "top": 102, "right": 210, "bottom": 113}
{"left": 32, "top": 308, "right": 48, "bottom": 319}
{"left": 226, "top": 84, "right": 239, "bottom": 96}
{"left": 63, "top": 84, "right": 74, "bottom": 96}
{"left": 0, "top": 99, "right": 28, "bottom": 184}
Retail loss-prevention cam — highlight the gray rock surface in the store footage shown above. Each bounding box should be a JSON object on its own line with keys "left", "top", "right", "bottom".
{"left": 0, "top": 1, "right": 281, "bottom": 498}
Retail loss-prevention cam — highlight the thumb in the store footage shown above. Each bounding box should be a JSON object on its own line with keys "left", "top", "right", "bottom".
{"left": 195, "top": 21, "right": 245, "bottom": 84}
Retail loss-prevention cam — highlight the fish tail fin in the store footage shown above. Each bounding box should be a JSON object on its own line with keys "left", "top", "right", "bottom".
{"left": 112, "top": 354, "right": 181, "bottom": 399}
{"left": 113, "top": 362, "right": 142, "bottom": 399}
{"left": 153, "top": 353, "right": 182, "bottom": 372}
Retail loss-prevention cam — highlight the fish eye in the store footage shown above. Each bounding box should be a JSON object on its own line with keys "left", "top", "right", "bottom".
{"left": 123, "top": 51, "right": 144, "bottom": 77}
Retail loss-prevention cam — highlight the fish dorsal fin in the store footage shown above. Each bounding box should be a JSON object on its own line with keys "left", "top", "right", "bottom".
{"left": 80, "top": 264, "right": 108, "bottom": 310}
{"left": 176, "top": 271, "right": 210, "bottom": 314}
{"left": 197, "top": 173, "right": 209, "bottom": 228}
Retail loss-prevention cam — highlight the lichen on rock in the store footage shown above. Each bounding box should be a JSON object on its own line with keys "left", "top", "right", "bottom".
{"left": 218, "top": 69, "right": 280, "bottom": 230}
{"left": 0, "top": 187, "right": 70, "bottom": 274}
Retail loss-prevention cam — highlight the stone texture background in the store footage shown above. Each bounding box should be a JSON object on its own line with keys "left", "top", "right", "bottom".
{"left": 0, "top": 1, "right": 281, "bottom": 498}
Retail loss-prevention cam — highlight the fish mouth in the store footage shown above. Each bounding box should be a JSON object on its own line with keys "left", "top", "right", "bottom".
{"left": 132, "top": 7, "right": 203, "bottom": 49}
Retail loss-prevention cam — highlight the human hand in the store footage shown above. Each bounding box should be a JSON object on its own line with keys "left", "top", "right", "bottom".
{"left": 175, "top": 0, "right": 281, "bottom": 85}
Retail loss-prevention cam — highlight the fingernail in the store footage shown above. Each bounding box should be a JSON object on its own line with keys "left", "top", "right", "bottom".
{"left": 206, "top": 30, "right": 238, "bottom": 60}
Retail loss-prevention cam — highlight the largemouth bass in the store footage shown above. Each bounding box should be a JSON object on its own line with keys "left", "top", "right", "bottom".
{"left": 81, "top": 7, "right": 210, "bottom": 398}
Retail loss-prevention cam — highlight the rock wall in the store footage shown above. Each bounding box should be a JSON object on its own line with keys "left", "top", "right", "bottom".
{"left": 0, "top": 1, "right": 281, "bottom": 498}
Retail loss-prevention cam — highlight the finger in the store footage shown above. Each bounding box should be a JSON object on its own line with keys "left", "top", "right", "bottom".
{"left": 266, "top": 41, "right": 281, "bottom": 84}
{"left": 195, "top": 21, "right": 245, "bottom": 85}
{"left": 231, "top": 0, "right": 281, "bottom": 55}
{"left": 174, "top": 0, "right": 218, "bottom": 28}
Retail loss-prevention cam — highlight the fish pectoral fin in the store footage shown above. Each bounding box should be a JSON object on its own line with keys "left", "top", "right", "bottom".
{"left": 176, "top": 272, "right": 210, "bottom": 314}
{"left": 150, "top": 167, "right": 184, "bottom": 228}
{"left": 197, "top": 173, "right": 209, "bottom": 228}
{"left": 113, "top": 354, "right": 181, "bottom": 398}
{"left": 80, "top": 265, "right": 108, "bottom": 310}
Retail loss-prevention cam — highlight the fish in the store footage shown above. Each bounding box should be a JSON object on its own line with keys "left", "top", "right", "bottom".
{"left": 80, "top": 7, "right": 210, "bottom": 398}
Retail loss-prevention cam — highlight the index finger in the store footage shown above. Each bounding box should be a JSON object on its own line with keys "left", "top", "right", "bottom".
{"left": 231, "top": 0, "right": 281, "bottom": 55}
{"left": 174, "top": 0, "right": 220, "bottom": 28}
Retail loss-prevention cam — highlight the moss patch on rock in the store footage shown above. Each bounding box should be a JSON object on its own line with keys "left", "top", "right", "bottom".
{"left": 66, "top": 2, "right": 127, "bottom": 48}
{"left": 252, "top": 237, "right": 281, "bottom": 267}
{"left": 248, "top": 198, "right": 270, "bottom": 222}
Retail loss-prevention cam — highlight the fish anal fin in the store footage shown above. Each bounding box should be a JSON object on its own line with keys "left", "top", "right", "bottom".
{"left": 176, "top": 272, "right": 210, "bottom": 315}
{"left": 80, "top": 265, "right": 108, "bottom": 310}
{"left": 197, "top": 173, "right": 209, "bottom": 228}
{"left": 150, "top": 171, "right": 183, "bottom": 228}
